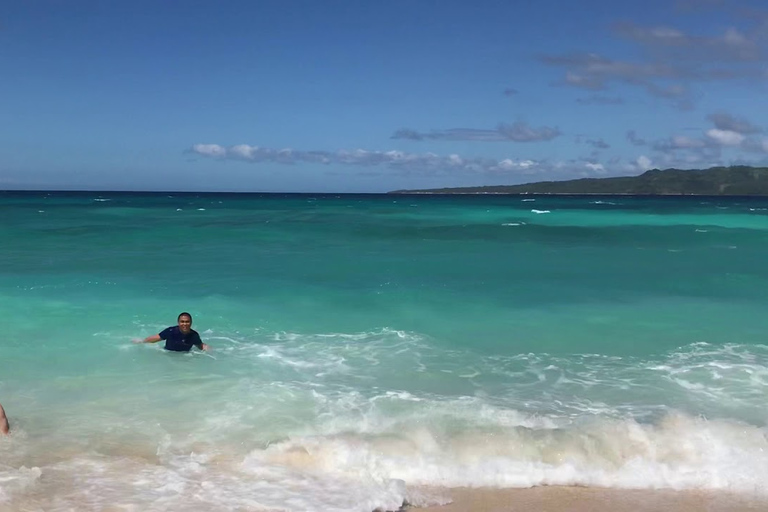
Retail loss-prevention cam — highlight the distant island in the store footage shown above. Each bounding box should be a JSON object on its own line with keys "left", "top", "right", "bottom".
{"left": 389, "top": 165, "right": 768, "bottom": 196}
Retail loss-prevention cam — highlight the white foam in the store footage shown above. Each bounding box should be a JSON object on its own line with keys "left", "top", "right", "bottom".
{"left": 0, "top": 466, "right": 41, "bottom": 504}
{"left": 4, "top": 390, "right": 768, "bottom": 510}
{"left": 6, "top": 329, "right": 768, "bottom": 511}
{"left": 238, "top": 411, "right": 768, "bottom": 494}
{"left": 531, "top": 209, "right": 550, "bottom": 214}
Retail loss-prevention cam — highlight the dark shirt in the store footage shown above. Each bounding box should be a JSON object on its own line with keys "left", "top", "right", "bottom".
{"left": 159, "top": 326, "right": 203, "bottom": 352}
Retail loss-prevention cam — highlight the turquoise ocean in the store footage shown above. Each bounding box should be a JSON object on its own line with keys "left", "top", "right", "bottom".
{"left": 1, "top": 191, "right": 767, "bottom": 511}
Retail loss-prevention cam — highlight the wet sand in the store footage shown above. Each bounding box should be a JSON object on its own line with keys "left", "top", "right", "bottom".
{"left": 410, "top": 487, "right": 768, "bottom": 512}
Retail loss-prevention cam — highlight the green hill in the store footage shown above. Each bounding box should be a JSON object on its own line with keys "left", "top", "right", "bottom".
{"left": 389, "top": 166, "right": 768, "bottom": 196}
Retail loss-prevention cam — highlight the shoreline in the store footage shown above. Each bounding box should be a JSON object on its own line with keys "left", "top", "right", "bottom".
{"left": 408, "top": 487, "right": 768, "bottom": 512}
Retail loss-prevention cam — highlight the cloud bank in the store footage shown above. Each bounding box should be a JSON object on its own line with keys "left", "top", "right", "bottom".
{"left": 541, "top": 10, "right": 768, "bottom": 108}
{"left": 391, "top": 122, "right": 562, "bottom": 143}
{"left": 190, "top": 143, "right": 552, "bottom": 176}
{"left": 631, "top": 111, "right": 768, "bottom": 167}
{"left": 188, "top": 142, "right": 662, "bottom": 184}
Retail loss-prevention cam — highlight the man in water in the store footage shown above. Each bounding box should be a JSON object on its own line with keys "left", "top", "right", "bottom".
{"left": 135, "top": 312, "right": 210, "bottom": 352}
{"left": 0, "top": 402, "right": 9, "bottom": 435}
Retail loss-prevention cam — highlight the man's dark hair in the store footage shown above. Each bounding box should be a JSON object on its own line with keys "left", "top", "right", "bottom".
{"left": 178, "top": 312, "right": 193, "bottom": 321}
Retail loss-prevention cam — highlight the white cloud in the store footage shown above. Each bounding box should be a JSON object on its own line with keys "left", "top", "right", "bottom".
{"left": 229, "top": 144, "right": 257, "bottom": 159}
{"left": 494, "top": 159, "right": 538, "bottom": 172}
{"left": 706, "top": 128, "right": 746, "bottom": 146}
{"left": 190, "top": 144, "right": 746, "bottom": 184}
{"left": 585, "top": 162, "right": 605, "bottom": 172}
{"left": 191, "top": 144, "right": 227, "bottom": 158}
{"left": 190, "top": 143, "right": 551, "bottom": 176}
{"left": 447, "top": 154, "right": 464, "bottom": 166}
{"left": 647, "top": 113, "right": 766, "bottom": 162}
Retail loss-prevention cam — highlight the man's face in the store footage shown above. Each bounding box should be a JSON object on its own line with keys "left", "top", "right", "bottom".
{"left": 178, "top": 315, "right": 192, "bottom": 333}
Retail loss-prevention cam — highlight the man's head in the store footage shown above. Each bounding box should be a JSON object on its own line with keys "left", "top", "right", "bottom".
{"left": 177, "top": 312, "right": 193, "bottom": 333}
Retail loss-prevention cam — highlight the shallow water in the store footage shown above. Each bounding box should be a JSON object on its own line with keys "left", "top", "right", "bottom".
{"left": 1, "top": 192, "right": 767, "bottom": 511}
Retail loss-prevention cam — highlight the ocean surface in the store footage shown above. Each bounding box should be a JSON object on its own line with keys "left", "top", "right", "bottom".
{"left": 1, "top": 191, "right": 767, "bottom": 511}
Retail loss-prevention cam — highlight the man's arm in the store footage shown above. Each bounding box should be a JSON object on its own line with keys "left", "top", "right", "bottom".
{"left": 134, "top": 334, "right": 162, "bottom": 344}
{"left": 193, "top": 333, "right": 209, "bottom": 351}
{"left": 0, "top": 402, "right": 9, "bottom": 435}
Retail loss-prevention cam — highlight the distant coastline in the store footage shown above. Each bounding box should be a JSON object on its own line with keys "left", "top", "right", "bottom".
{"left": 389, "top": 165, "right": 768, "bottom": 196}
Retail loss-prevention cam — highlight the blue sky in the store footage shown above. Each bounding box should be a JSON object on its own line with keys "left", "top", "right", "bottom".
{"left": 2, "top": 0, "right": 768, "bottom": 192}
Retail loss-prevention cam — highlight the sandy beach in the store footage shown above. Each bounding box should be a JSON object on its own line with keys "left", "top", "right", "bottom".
{"left": 411, "top": 487, "right": 768, "bottom": 512}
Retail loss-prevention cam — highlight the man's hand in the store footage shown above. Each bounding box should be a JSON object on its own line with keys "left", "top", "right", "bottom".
{"left": 201, "top": 343, "right": 210, "bottom": 351}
